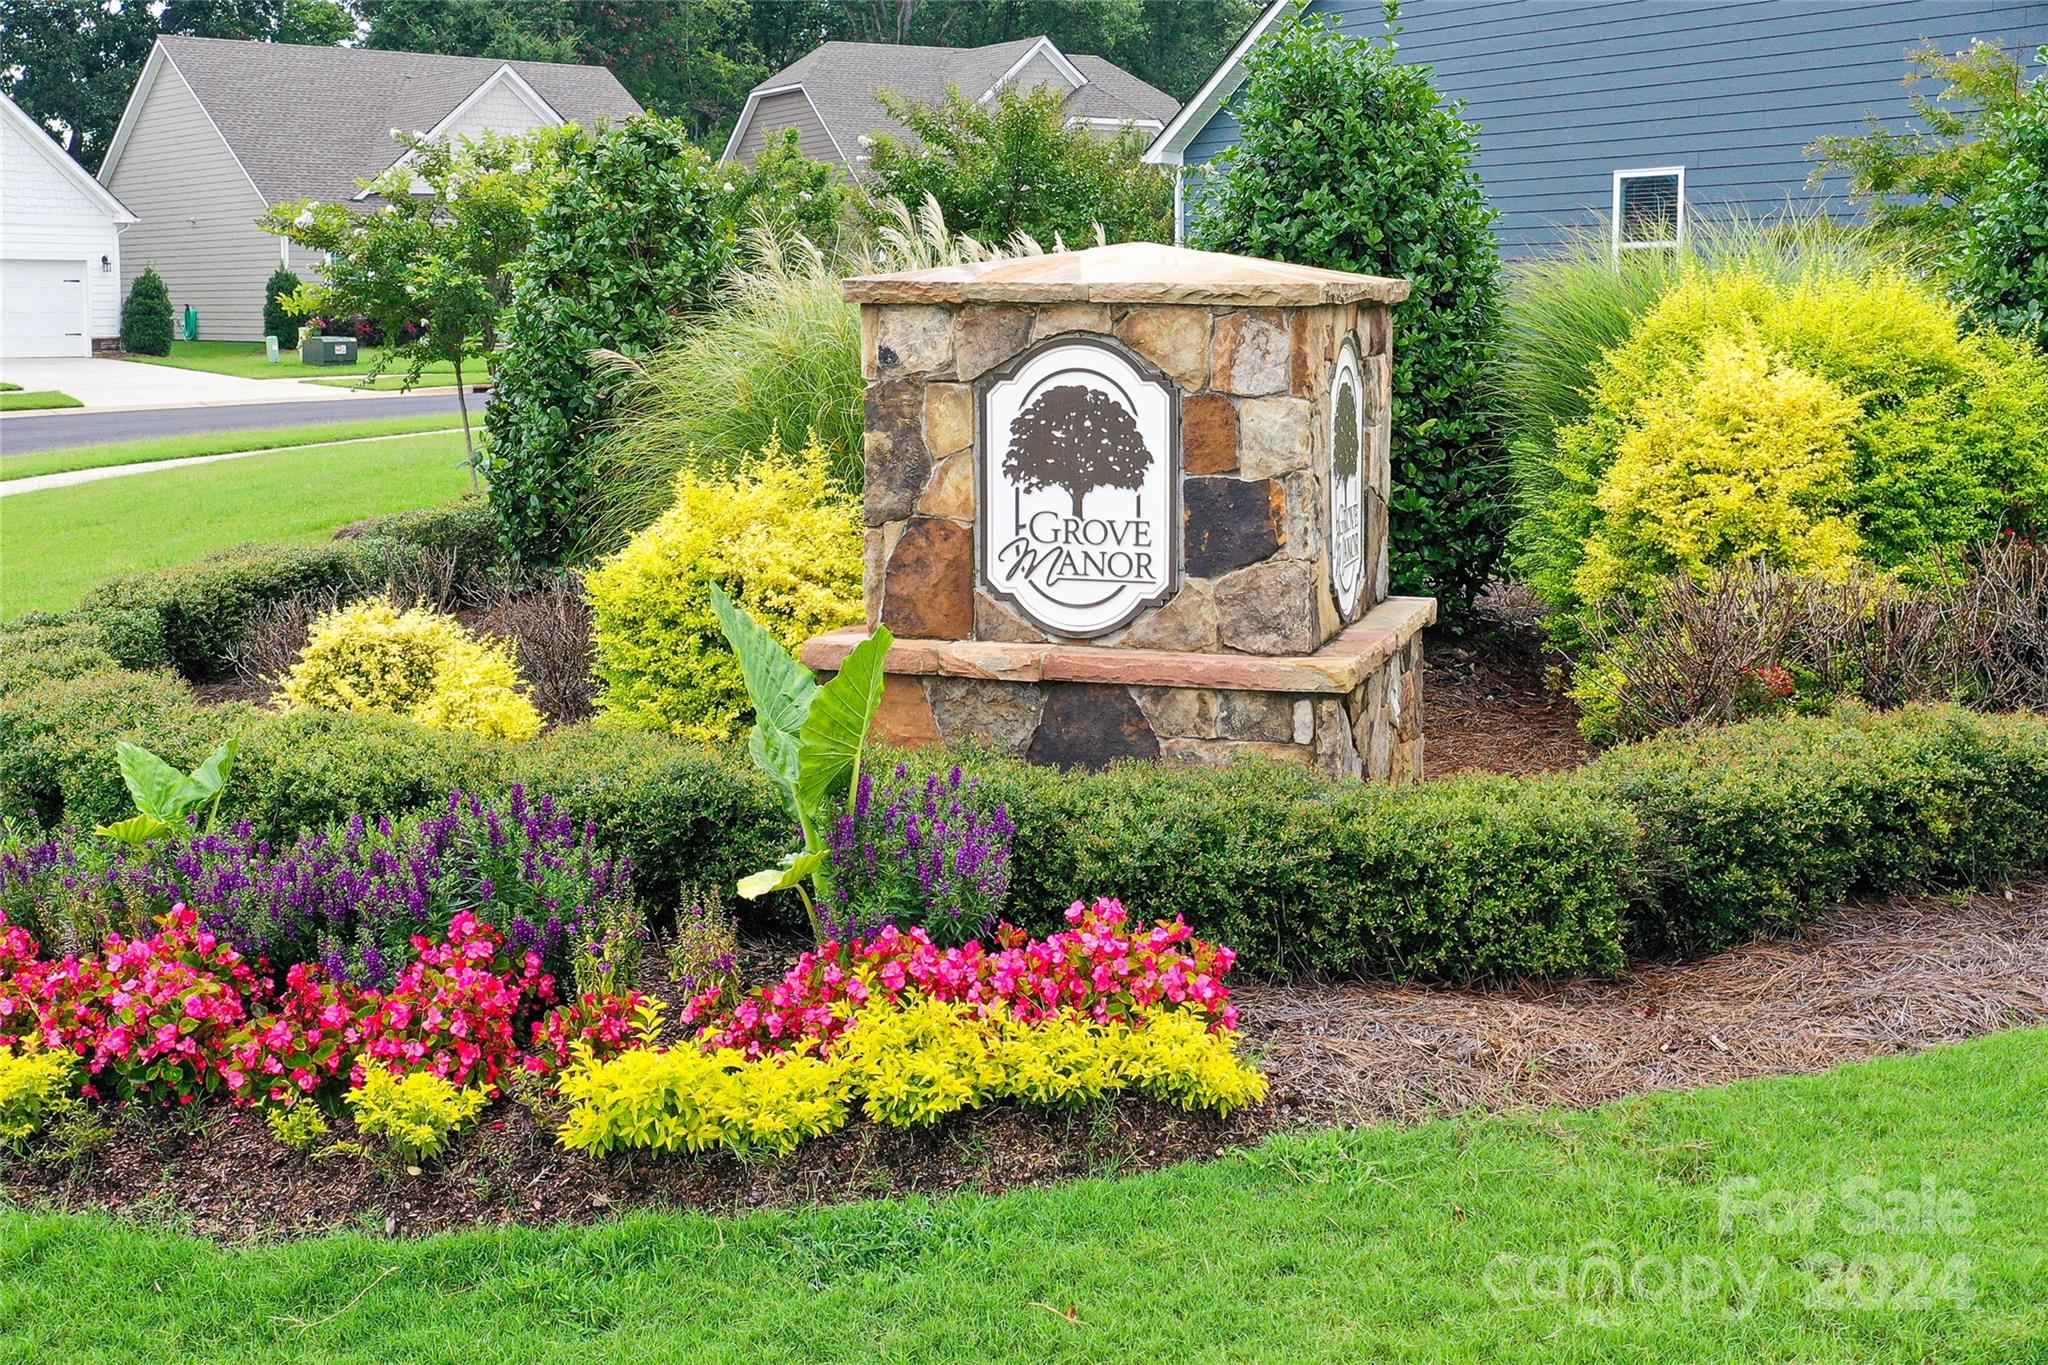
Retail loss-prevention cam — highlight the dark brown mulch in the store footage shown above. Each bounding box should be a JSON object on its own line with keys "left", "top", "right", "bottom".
{"left": 9, "top": 883, "right": 2042, "bottom": 1243}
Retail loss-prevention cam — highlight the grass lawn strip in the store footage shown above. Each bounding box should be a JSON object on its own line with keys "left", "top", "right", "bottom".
{"left": 0, "top": 416, "right": 464, "bottom": 482}
{"left": 121, "top": 340, "right": 461, "bottom": 383}
{"left": 4, "top": 1028, "right": 2041, "bottom": 1362}
{"left": 0, "top": 389, "right": 83, "bottom": 412}
{"left": 0, "top": 431, "right": 471, "bottom": 618}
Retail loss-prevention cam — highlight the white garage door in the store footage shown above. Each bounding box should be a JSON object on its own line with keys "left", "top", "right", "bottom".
{"left": 1, "top": 258, "right": 89, "bottom": 358}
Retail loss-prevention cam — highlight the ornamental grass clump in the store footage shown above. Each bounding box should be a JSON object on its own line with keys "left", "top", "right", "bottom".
{"left": 823, "top": 763, "right": 1014, "bottom": 945}
{"left": 586, "top": 433, "right": 863, "bottom": 741}
{"left": 281, "top": 595, "right": 544, "bottom": 741}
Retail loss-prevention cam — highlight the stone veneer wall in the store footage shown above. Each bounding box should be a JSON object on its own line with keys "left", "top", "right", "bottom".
{"left": 861, "top": 297, "right": 1395, "bottom": 654}
{"left": 810, "top": 596, "right": 1434, "bottom": 780}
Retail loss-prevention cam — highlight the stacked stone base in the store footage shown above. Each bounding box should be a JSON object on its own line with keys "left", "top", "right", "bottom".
{"left": 803, "top": 597, "right": 1433, "bottom": 781}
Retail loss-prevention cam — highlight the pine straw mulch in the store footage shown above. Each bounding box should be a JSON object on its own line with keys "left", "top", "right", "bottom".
{"left": 7, "top": 881, "right": 2043, "bottom": 1243}
{"left": 1240, "top": 880, "right": 2048, "bottom": 1129}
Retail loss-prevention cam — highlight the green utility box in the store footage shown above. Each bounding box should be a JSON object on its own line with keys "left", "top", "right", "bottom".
{"left": 300, "top": 336, "right": 359, "bottom": 366}
{"left": 182, "top": 306, "right": 198, "bottom": 341}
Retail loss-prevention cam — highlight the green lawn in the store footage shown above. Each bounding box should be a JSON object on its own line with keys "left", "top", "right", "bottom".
{"left": 122, "top": 340, "right": 462, "bottom": 383}
{"left": 0, "top": 432, "right": 472, "bottom": 618}
{"left": 0, "top": 416, "right": 464, "bottom": 482}
{"left": 4, "top": 1030, "right": 2041, "bottom": 1363}
{"left": 0, "top": 389, "right": 83, "bottom": 411}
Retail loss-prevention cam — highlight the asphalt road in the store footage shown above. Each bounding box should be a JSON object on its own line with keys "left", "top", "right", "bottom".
{"left": 0, "top": 391, "right": 477, "bottom": 455}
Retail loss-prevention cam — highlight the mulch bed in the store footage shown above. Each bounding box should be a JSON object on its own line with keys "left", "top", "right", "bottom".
{"left": 10, "top": 881, "right": 2042, "bottom": 1243}
{"left": 1422, "top": 623, "right": 1591, "bottom": 777}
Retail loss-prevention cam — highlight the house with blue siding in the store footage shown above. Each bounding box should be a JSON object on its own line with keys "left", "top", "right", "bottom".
{"left": 1146, "top": 0, "right": 2047, "bottom": 255}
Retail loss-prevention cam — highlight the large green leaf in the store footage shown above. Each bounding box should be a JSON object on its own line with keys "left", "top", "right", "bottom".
{"left": 709, "top": 580, "right": 817, "bottom": 747}
{"left": 747, "top": 725, "right": 805, "bottom": 828}
{"left": 737, "top": 849, "right": 825, "bottom": 901}
{"left": 794, "top": 627, "right": 893, "bottom": 827}
{"left": 174, "top": 738, "right": 237, "bottom": 817}
{"left": 114, "top": 741, "right": 188, "bottom": 820}
{"left": 93, "top": 813, "right": 176, "bottom": 847}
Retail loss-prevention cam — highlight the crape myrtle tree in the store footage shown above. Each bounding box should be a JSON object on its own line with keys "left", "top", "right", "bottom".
{"left": 1002, "top": 384, "right": 1153, "bottom": 517}
{"left": 1191, "top": 11, "right": 1505, "bottom": 620}
{"left": 263, "top": 127, "right": 568, "bottom": 475}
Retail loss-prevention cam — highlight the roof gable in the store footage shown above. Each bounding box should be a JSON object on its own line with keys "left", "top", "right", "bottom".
{"left": 1, "top": 89, "right": 138, "bottom": 223}
{"left": 723, "top": 36, "right": 1178, "bottom": 170}
{"left": 1144, "top": 0, "right": 1294, "bottom": 165}
{"left": 100, "top": 37, "right": 642, "bottom": 204}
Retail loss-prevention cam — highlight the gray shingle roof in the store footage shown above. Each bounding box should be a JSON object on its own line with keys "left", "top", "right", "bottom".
{"left": 154, "top": 36, "right": 643, "bottom": 203}
{"left": 743, "top": 37, "right": 1177, "bottom": 167}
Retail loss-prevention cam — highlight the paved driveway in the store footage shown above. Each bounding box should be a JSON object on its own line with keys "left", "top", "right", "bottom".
{"left": 0, "top": 355, "right": 370, "bottom": 410}
{"left": 0, "top": 391, "right": 475, "bottom": 454}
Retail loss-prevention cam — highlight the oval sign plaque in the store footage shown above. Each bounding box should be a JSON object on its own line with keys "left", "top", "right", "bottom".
{"left": 978, "top": 336, "right": 1180, "bottom": 638}
{"left": 1328, "top": 335, "right": 1367, "bottom": 622}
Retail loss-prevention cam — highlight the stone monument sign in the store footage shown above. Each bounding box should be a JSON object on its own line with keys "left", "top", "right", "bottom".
{"left": 802, "top": 242, "right": 1435, "bottom": 780}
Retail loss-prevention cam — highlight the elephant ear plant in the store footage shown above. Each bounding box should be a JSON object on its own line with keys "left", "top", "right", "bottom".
{"left": 93, "top": 738, "right": 237, "bottom": 848}
{"left": 710, "top": 582, "right": 893, "bottom": 940}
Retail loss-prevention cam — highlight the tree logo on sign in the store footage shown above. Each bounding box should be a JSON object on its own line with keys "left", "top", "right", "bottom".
{"left": 1001, "top": 383, "right": 1154, "bottom": 518}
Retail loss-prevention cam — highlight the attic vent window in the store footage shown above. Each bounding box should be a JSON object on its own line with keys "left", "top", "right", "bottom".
{"left": 1612, "top": 167, "right": 1685, "bottom": 251}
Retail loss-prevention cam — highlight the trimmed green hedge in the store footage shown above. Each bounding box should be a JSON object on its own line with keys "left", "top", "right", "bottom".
{"left": 2, "top": 619, "right": 2042, "bottom": 979}
{"left": 70, "top": 497, "right": 503, "bottom": 681}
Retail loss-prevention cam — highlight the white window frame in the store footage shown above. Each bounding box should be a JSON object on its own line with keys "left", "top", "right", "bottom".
{"left": 1611, "top": 166, "right": 1686, "bottom": 253}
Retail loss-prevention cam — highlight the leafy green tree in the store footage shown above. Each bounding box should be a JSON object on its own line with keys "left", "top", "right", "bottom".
{"left": 1191, "top": 13, "right": 1504, "bottom": 616}
{"left": 358, "top": 0, "right": 580, "bottom": 61}
{"left": 866, "top": 84, "right": 1171, "bottom": 245}
{"left": 482, "top": 117, "right": 741, "bottom": 568}
{"left": 576, "top": 0, "right": 763, "bottom": 141}
{"left": 725, "top": 128, "right": 849, "bottom": 245}
{"left": 120, "top": 265, "right": 174, "bottom": 356}
{"left": 1807, "top": 39, "right": 2040, "bottom": 243}
{"left": 264, "top": 129, "right": 570, "bottom": 471}
{"left": 1949, "top": 49, "right": 2047, "bottom": 342}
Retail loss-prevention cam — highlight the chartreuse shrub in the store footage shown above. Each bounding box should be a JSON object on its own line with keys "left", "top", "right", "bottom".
{"left": 555, "top": 999, "right": 1264, "bottom": 1157}
{"left": 119, "top": 265, "right": 172, "bottom": 356}
{"left": 0, "top": 1047, "right": 75, "bottom": 1143}
{"left": 280, "top": 596, "right": 544, "bottom": 741}
{"left": 586, "top": 434, "right": 863, "bottom": 741}
{"left": 347, "top": 1069, "right": 489, "bottom": 1160}
{"left": 1191, "top": 13, "right": 1503, "bottom": 616}
{"left": 1520, "top": 259, "right": 2048, "bottom": 634}
{"left": 483, "top": 117, "right": 739, "bottom": 569}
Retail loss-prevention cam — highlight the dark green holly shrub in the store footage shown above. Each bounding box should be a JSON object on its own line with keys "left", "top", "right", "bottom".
{"left": 1190, "top": 14, "right": 1504, "bottom": 619}
{"left": 346, "top": 493, "right": 507, "bottom": 594}
{"left": 482, "top": 117, "right": 740, "bottom": 569}
{"left": 119, "top": 265, "right": 173, "bottom": 356}
{"left": 262, "top": 266, "right": 307, "bottom": 346}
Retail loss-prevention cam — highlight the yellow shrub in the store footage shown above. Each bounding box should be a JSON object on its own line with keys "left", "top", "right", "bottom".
{"left": 0, "top": 1047, "right": 75, "bottom": 1143}
{"left": 554, "top": 1003, "right": 1269, "bottom": 1156}
{"left": 586, "top": 434, "right": 863, "bottom": 741}
{"left": 346, "top": 1069, "right": 489, "bottom": 1159}
{"left": 280, "top": 595, "right": 543, "bottom": 741}
{"left": 1574, "top": 331, "right": 1865, "bottom": 605}
{"left": 265, "top": 1103, "right": 331, "bottom": 1151}
{"left": 554, "top": 1042, "right": 848, "bottom": 1157}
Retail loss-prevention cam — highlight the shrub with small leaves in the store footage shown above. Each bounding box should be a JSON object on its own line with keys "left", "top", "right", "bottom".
{"left": 265, "top": 1102, "right": 330, "bottom": 1150}
{"left": 0, "top": 1046, "right": 75, "bottom": 1143}
{"left": 263, "top": 266, "right": 307, "bottom": 347}
{"left": 346, "top": 1066, "right": 488, "bottom": 1160}
{"left": 280, "top": 596, "right": 544, "bottom": 741}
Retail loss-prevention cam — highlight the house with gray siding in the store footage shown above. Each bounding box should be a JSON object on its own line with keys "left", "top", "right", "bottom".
{"left": 1147, "top": 0, "right": 2047, "bottom": 255}
{"left": 96, "top": 37, "right": 641, "bottom": 341}
{"left": 722, "top": 36, "right": 1178, "bottom": 177}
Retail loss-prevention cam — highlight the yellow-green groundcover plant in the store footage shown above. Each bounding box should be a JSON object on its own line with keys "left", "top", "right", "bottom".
{"left": 280, "top": 596, "right": 544, "bottom": 741}
{"left": 0, "top": 1046, "right": 75, "bottom": 1142}
{"left": 585, "top": 435, "right": 863, "bottom": 741}
{"left": 1519, "top": 259, "right": 2048, "bottom": 630}
{"left": 555, "top": 999, "right": 1267, "bottom": 1159}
